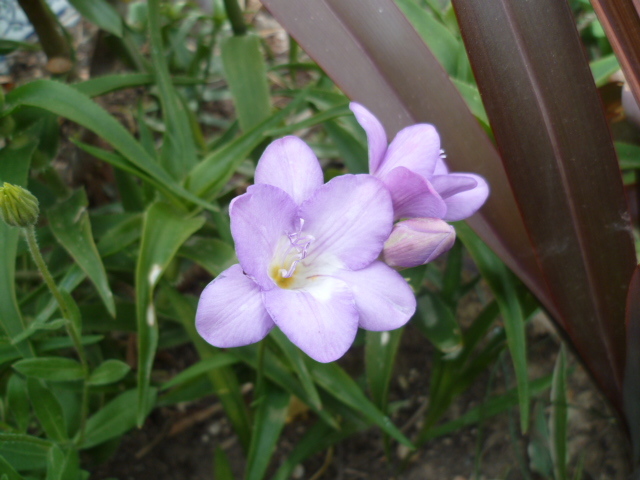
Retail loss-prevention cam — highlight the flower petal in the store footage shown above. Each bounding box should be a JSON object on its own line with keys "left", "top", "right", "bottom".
{"left": 230, "top": 184, "right": 297, "bottom": 289}
{"left": 196, "top": 264, "right": 274, "bottom": 347}
{"left": 376, "top": 124, "right": 441, "bottom": 179}
{"left": 254, "top": 136, "right": 324, "bottom": 205}
{"left": 434, "top": 157, "right": 450, "bottom": 175}
{"left": 263, "top": 277, "right": 358, "bottom": 362}
{"left": 350, "top": 102, "right": 388, "bottom": 175}
{"left": 382, "top": 167, "right": 447, "bottom": 220}
{"left": 438, "top": 173, "right": 489, "bottom": 221}
{"left": 299, "top": 174, "right": 393, "bottom": 270}
{"left": 336, "top": 262, "right": 416, "bottom": 331}
{"left": 382, "top": 218, "right": 456, "bottom": 268}
{"left": 430, "top": 174, "right": 478, "bottom": 199}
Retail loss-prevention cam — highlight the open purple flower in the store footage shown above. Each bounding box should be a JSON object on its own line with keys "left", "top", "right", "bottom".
{"left": 196, "top": 136, "right": 416, "bottom": 363}
{"left": 350, "top": 102, "right": 489, "bottom": 222}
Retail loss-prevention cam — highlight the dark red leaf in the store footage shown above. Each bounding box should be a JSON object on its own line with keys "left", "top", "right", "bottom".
{"left": 453, "top": 0, "right": 637, "bottom": 414}
{"left": 624, "top": 265, "right": 640, "bottom": 464}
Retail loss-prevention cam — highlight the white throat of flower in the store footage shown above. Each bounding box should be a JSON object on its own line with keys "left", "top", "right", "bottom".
{"left": 271, "top": 218, "right": 316, "bottom": 289}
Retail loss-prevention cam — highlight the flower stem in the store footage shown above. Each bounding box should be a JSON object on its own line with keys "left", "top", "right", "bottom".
{"left": 223, "top": 0, "right": 247, "bottom": 36}
{"left": 24, "top": 224, "right": 90, "bottom": 442}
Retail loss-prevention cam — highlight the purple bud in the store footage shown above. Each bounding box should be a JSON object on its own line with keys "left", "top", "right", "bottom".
{"left": 382, "top": 218, "right": 455, "bottom": 269}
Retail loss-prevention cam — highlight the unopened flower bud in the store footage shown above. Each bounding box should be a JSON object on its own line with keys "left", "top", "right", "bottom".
{"left": 0, "top": 182, "right": 40, "bottom": 227}
{"left": 382, "top": 218, "right": 455, "bottom": 269}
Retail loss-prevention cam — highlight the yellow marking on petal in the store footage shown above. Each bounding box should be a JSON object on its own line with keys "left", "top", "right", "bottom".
{"left": 271, "top": 265, "right": 296, "bottom": 289}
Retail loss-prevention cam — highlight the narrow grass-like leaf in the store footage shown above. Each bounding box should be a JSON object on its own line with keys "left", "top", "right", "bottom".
{"left": 415, "top": 292, "right": 463, "bottom": 355}
{"left": 135, "top": 203, "right": 204, "bottom": 426}
{"left": 221, "top": 34, "right": 272, "bottom": 132}
{"left": 245, "top": 382, "right": 290, "bottom": 480}
{"left": 214, "top": 447, "right": 234, "bottom": 480}
{"left": 453, "top": 0, "right": 636, "bottom": 415}
{"left": 365, "top": 329, "right": 403, "bottom": 412}
{"left": 14, "top": 357, "right": 83, "bottom": 382}
{"left": 323, "top": 120, "right": 368, "bottom": 174}
{"left": 187, "top": 93, "right": 305, "bottom": 199}
{"left": 269, "top": 329, "right": 323, "bottom": 412}
{"left": 307, "top": 360, "right": 413, "bottom": 448}
{"left": 624, "top": 265, "right": 640, "bottom": 466}
{"left": 80, "top": 388, "right": 157, "bottom": 449}
{"left": 261, "top": 0, "right": 553, "bottom": 319}
{"left": 148, "top": 0, "right": 198, "bottom": 179}
{"left": 163, "top": 287, "right": 253, "bottom": 450}
{"left": 97, "top": 214, "right": 142, "bottom": 257}
{"left": 4, "top": 80, "right": 214, "bottom": 212}
{"left": 26, "top": 379, "right": 67, "bottom": 442}
{"left": 457, "top": 222, "right": 529, "bottom": 431}
{"left": 420, "top": 374, "right": 552, "bottom": 443}
{"left": 550, "top": 346, "right": 568, "bottom": 480}
{"left": 0, "top": 433, "right": 51, "bottom": 471}
{"left": 88, "top": 360, "right": 131, "bottom": 386}
{"left": 0, "top": 139, "right": 37, "bottom": 358}
{"left": 67, "top": 0, "right": 122, "bottom": 37}
{"left": 161, "top": 354, "right": 238, "bottom": 391}
{"left": 48, "top": 189, "right": 115, "bottom": 317}
{"left": 7, "top": 375, "right": 30, "bottom": 433}
{"left": 590, "top": 54, "right": 621, "bottom": 86}
{"left": 178, "top": 237, "right": 236, "bottom": 277}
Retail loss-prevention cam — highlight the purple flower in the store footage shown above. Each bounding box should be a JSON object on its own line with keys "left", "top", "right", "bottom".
{"left": 350, "top": 103, "right": 489, "bottom": 222}
{"left": 382, "top": 218, "right": 456, "bottom": 269}
{"left": 196, "top": 137, "right": 416, "bottom": 363}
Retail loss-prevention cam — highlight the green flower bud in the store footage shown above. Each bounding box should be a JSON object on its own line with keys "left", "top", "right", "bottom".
{"left": 0, "top": 182, "right": 40, "bottom": 227}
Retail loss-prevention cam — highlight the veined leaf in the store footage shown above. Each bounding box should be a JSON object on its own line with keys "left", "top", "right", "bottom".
{"left": 26, "top": 379, "right": 68, "bottom": 443}
{"left": 135, "top": 203, "right": 204, "bottom": 426}
{"left": 453, "top": 0, "right": 636, "bottom": 416}
{"left": 48, "top": 189, "right": 115, "bottom": 317}
{"left": 14, "top": 357, "right": 84, "bottom": 382}
{"left": 365, "top": 329, "right": 404, "bottom": 412}
{"left": 0, "top": 433, "right": 51, "bottom": 471}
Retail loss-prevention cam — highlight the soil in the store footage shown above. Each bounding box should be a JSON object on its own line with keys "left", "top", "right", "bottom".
{"left": 2, "top": 5, "right": 632, "bottom": 480}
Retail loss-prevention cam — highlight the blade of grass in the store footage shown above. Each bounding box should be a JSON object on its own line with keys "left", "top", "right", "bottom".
{"left": 135, "top": 203, "right": 204, "bottom": 426}
{"left": 550, "top": 345, "right": 568, "bottom": 480}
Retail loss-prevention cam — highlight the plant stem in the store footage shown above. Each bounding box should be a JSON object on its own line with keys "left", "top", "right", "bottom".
{"left": 223, "top": 0, "right": 247, "bottom": 36}
{"left": 16, "top": 0, "right": 71, "bottom": 62}
{"left": 24, "top": 224, "right": 90, "bottom": 441}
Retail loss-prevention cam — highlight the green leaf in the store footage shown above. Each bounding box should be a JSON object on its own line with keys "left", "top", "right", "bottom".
{"left": 615, "top": 141, "right": 640, "bottom": 170}
{"left": 395, "top": 0, "right": 460, "bottom": 76}
{"left": 10, "top": 318, "right": 67, "bottom": 346}
{"left": 135, "top": 203, "right": 204, "bottom": 426}
{"left": 213, "top": 447, "right": 234, "bottom": 480}
{"left": 307, "top": 360, "right": 414, "bottom": 448}
{"left": 590, "top": 54, "right": 620, "bottom": 86}
{"left": 186, "top": 93, "right": 306, "bottom": 199}
{"left": 97, "top": 214, "right": 142, "bottom": 257}
{"left": 6, "top": 376, "right": 30, "bottom": 433}
{"left": 420, "top": 374, "right": 553, "bottom": 443}
{"left": 67, "top": 0, "right": 123, "bottom": 37}
{"left": 450, "top": 78, "right": 489, "bottom": 126}
{"left": 269, "top": 330, "right": 323, "bottom": 412}
{"left": 48, "top": 189, "right": 115, "bottom": 316}
{"left": 178, "top": 237, "right": 236, "bottom": 277}
{"left": 0, "top": 455, "right": 24, "bottom": 480}
{"left": 457, "top": 222, "right": 530, "bottom": 432}
{"left": 415, "top": 292, "right": 463, "bottom": 355}
{"left": 45, "top": 445, "right": 80, "bottom": 480}
{"left": 0, "top": 433, "right": 51, "bottom": 471}
{"left": 4, "top": 80, "right": 214, "bottom": 212}
{"left": 0, "top": 138, "right": 37, "bottom": 358}
{"left": 245, "top": 382, "right": 290, "bottom": 480}
{"left": 323, "top": 119, "right": 368, "bottom": 174}
{"left": 80, "top": 388, "right": 156, "bottom": 449}
{"left": 161, "top": 354, "right": 238, "bottom": 390}
{"left": 365, "top": 329, "right": 403, "bottom": 412}
{"left": 14, "top": 357, "right": 84, "bottom": 382}
{"left": 148, "top": 0, "right": 197, "bottom": 179}
{"left": 88, "top": 360, "right": 131, "bottom": 386}
{"left": 550, "top": 346, "right": 568, "bottom": 480}
{"left": 26, "top": 379, "right": 67, "bottom": 442}
{"left": 221, "top": 34, "right": 272, "bottom": 132}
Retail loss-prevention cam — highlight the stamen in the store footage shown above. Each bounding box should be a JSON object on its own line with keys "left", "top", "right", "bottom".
{"left": 280, "top": 218, "right": 315, "bottom": 279}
